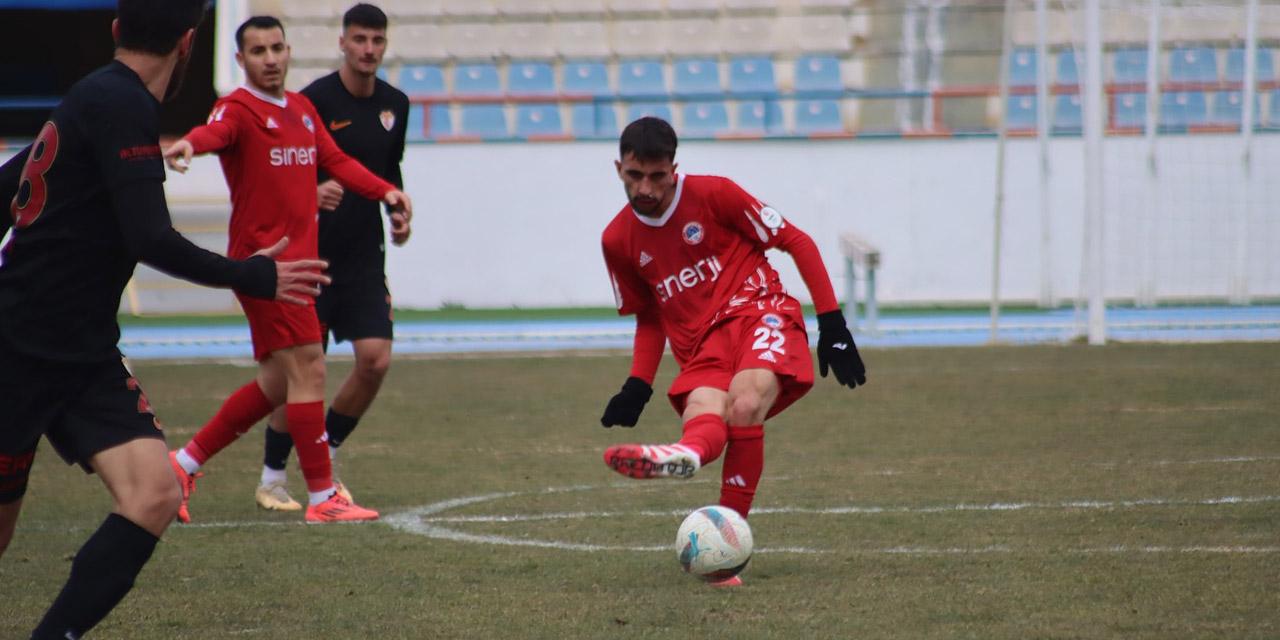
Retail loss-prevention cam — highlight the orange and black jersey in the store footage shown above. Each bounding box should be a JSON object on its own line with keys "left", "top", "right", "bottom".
{"left": 301, "top": 72, "right": 408, "bottom": 280}
{"left": 0, "top": 61, "right": 273, "bottom": 362}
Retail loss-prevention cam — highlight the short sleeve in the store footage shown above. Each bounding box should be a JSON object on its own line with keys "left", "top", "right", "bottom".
{"left": 88, "top": 87, "right": 165, "bottom": 189}
{"left": 602, "top": 234, "right": 655, "bottom": 316}
{"left": 709, "top": 177, "right": 789, "bottom": 250}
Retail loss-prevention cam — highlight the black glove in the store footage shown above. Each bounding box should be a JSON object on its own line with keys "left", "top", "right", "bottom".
{"left": 817, "top": 310, "right": 867, "bottom": 389}
{"left": 600, "top": 376, "right": 653, "bottom": 427}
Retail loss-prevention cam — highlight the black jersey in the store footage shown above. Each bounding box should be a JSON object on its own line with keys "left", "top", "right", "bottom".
{"left": 0, "top": 61, "right": 273, "bottom": 362}
{"left": 302, "top": 72, "right": 408, "bottom": 279}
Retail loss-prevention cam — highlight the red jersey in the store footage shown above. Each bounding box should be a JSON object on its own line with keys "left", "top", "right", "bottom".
{"left": 184, "top": 87, "right": 393, "bottom": 262}
{"left": 602, "top": 174, "right": 839, "bottom": 367}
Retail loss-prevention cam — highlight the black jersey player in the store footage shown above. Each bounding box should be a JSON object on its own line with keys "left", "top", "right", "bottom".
{"left": 253, "top": 3, "right": 413, "bottom": 511}
{"left": 0, "top": 2, "right": 328, "bottom": 636}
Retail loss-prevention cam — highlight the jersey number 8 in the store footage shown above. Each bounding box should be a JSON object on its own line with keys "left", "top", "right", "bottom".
{"left": 11, "top": 121, "right": 60, "bottom": 229}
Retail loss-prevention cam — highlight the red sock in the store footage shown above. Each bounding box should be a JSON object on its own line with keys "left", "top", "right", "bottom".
{"left": 719, "top": 425, "right": 764, "bottom": 519}
{"left": 186, "top": 381, "right": 274, "bottom": 464}
{"left": 287, "top": 401, "right": 333, "bottom": 494}
{"left": 678, "top": 413, "right": 729, "bottom": 465}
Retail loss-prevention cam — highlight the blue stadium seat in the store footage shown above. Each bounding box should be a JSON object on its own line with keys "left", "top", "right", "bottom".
{"left": 408, "top": 104, "right": 453, "bottom": 140}
{"left": 1010, "top": 47, "right": 1037, "bottom": 86}
{"left": 1113, "top": 92, "right": 1147, "bottom": 128}
{"left": 571, "top": 103, "right": 618, "bottom": 138}
{"left": 562, "top": 61, "right": 611, "bottom": 96}
{"left": 515, "top": 104, "right": 564, "bottom": 137}
{"left": 1160, "top": 91, "right": 1208, "bottom": 128}
{"left": 1006, "top": 95, "right": 1037, "bottom": 129}
{"left": 728, "top": 57, "right": 778, "bottom": 97}
{"left": 1269, "top": 89, "right": 1280, "bottom": 126}
{"left": 626, "top": 101, "right": 673, "bottom": 124}
{"left": 1225, "top": 47, "right": 1275, "bottom": 82}
{"left": 1113, "top": 48, "right": 1148, "bottom": 83}
{"left": 673, "top": 58, "right": 722, "bottom": 98}
{"left": 736, "top": 100, "right": 784, "bottom": 135}
{"left": 459, "top": 104, "right": 508, "bottom": 138}
{"left": 1053, "top": 94, "right": 1082, "bottom": 131}
{"left": 399, "top": 65, "right": 446, "bottom": 97}
{"left": 1056, "top": 50, "right": 1080, "bottom": 85}
{"left": 1169, "top": 46, "right": 1218, "bottom": 82}
{"left": 508, "top": 62, "right": 556, "bottom": 96}
{"left": 377, "top": 68, "right": 389, "bottom": 83}
{"left": 406, "top": 104, "right": 426, "bottom": 141}
{"left": 681, "top": 101, "right": 729, "bottom": 136}
{"left": 793, "top": 55, "right": 841, "bottom": 96}
{"left": 1212, "top": 90, "right": 1260, "bottom": 126}
{"left": 793, "top": 99, "right": 844, "bottom": 134}
{"left": 617, "top": 60, "right": 667, "bottom": 98}
{"left": 453, "top": 63, "right": 502, "bottom": 96}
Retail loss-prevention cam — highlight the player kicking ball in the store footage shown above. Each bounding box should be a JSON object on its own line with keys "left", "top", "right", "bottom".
{"left": 599, "top": 118, "right": 867, "bottom": 584}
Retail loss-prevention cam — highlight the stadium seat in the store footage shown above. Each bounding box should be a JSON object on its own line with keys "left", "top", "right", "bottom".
{"left": 681, "top": 101, "right": 730, "bottom": 137}
{"left": 1211, "top": 91, "right": 1260, "bottom": 126}
{"left": 606, "top": 0, "right": 664, "bottom": 17}
{"left": 571, "top": 103, "right": 618, "bottom": 138}
{"left": 736, "top": 100, "right": 784, "bottom": 135}
{"left": 1053, "top": 94, "right": 1082, "bottom": 131}
{"left": 1225, "top": 47, "right": 1276, "bottom": 82}
{"left": 673, "top": 58, "right": 722, "bottom": 98}
{"left": 1005, "top": 95, "right": 1037, "bottom": 129}
{"left": 389, "top": 23, "right": 447, "bottom": 62}
{"left": 443, "top": 22, "right": 498, "bottom": 61}
{"left": 793, "top": 99, "right": 844, "bottom": 134}
{"left": 406, "top": 104, "right": 426, "bottom": 141}
{"left": 612, "top": 20, "right": 667, "bottom": 58}
{"left": 495, "top": 0, "right": 553, "bottom": 18}
{"left": 1159, "top": 91, "right": 1209, "bottom": 128}
{"left": 617, "top": 60, "right": 667, "bottom": 98}
{"left": 399, "top": 65, "right": 446, "bottom": 97}
{"left": 281, "top": 0, "right": 336, "bottom": 21}
{"left": 459, "top": 104, "right": 508, "bottom": 138}
{"left": 720, "top": 17, "right": 777, "bottom": 56}
{"left": 441, "top": 0, "right": 497, "bottom": 19}
{"left": 507, "top": 62, "right": 556, "bottom": 96}
{"left": 728, "top": 57, "right": 778, "bottom": 97}
{"left": 408, "top": 104, "right": 454, "bottom": 140}
{"left": 288, "top": 25, "right": 339, "bottom": 63}
{"left": 1168, "top": 46, "right": 1218, "bottom": 83}
{"left": 453, "top": 63, "right": 502, "bottom": 97}
{"left": 665, "top": 19, "right": 720, "bottom": 57}
{"left": 1056, "top": 49, "right": 1080, "bottom": 85}
{"left": 726, "top": 0, "right": 779, "bottom": 11}
{"left": 562, "top": 61, "right": 612, "bottom": 96}
{"left": 667, "top": 0, "right": 720, "bottom": 16}
{"left": 626, "top": 101, "right": 673, "bottom": 124}
{"left": 800, "top": 0, "right": 852, "bottom": 11}
{"left": 515, "top": 104, "right": 565, "bottom": 137}
{"left": 554, "top": 21, "right": 610, "bottom": 59}
{"left": 551, "top": 0, "right": 608, "bottom": 17}
{"left": 791, "top": 15, "right": 852, "bottom": 54}
{"left": 1009, "top": 48, "right": 1037, "bottom": 87}
{"left": 1112, "top": 92, "right": 1147, "bottom": 128}
{"left": 793, "top": 55, "right": 842, "bottom": 97}
{"left": 1113, "top": 48, "right": 1148, "bottom": 83}
{"left": 382, "top": 0, "right": 446, "bottom": 19}
{"left": 499, "top": 22, "right": 556, "bottom": 60}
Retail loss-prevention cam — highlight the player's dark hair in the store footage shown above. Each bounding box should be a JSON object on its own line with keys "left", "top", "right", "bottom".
{"left": 619, "top": 117, "right": 678, "bottom": 163}
{"left": 115, "top": 0, "right": 207, "bottom": 56}
{"left": 235, "top": 15, "right": 286, "bottom": 52}
{"left": 344, "top": 3, "right": 388, "bottom": 30}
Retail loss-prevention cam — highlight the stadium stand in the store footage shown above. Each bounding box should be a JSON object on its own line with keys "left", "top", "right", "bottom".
{"left": 617, "top": 59, "right": 668, "bottom": 98}
{"left": 673, "top": 58, "right": 723, "bottom": 98}
{"left": 1159, "top": 91, "right": 1209, "bottom": 128}
{"left": 399, "top": 64, "right": 447, "bottom": 97}
{"left": 459, "top": 104, "right": 509, "bottom": 138}
{"left": 1053, "top": 94, "right": 1082, "bottom": 131}
{"left": 728, "top": 56, "right": 778, "bottom": 97}
{"left": 515, "top": 103, "right": 566, "bottom": 137}
{"left": 681, "top": 100, "right": 731, "bottom": 136}
{"left": 793, "top": 55, "right": 842, "bottom": 96}
{"left": 508, "top": 61, "right": 558, "bottom": 96}
{"left": 793, "top": 98, "right": 843, "bottom": 134}
{"left": 1006, "top": 95, "right": 1037, "bottom": 130}
{"left": 736, "top": 99, "right": 784, "bottom": 135}
{"left": 562, "top": 61, "right": 612, "bottom": 96}
{"left": 453, "top": 63, "right": 503, "bottom": 96}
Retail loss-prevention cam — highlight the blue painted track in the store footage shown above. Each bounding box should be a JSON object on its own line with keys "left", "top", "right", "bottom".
{"left": 118, "top": 306, "right": 1280, "bottom": 361}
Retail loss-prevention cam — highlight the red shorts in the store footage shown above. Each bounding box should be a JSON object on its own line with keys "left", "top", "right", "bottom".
{"left": 237, "top": 295, "right": 323, "bottom": 361}
{"left": 667, "top": 306, "right": 814, "bottom": 420}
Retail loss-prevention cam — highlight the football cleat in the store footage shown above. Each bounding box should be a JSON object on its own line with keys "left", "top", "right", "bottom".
{"left": 168, "top": 450, "right": 201, "bottom": 524}
{"left": 333, "top": 480, "right": 353, "bottom": 503}
{"left": 304, "top": 493, "right": 379, "bottom": 523}
{"left": 708, "top": 575, "right": 744, "bottom": 588}
{"left": 255, "top": 480, "right": 302, "bottom": 511}
{"left": 604, "top": 444, "right": 700, "bottom": 479}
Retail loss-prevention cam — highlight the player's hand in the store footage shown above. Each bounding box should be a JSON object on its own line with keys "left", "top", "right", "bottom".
{"left": 253, "top": 237, "right": 331, "bottom": 305}
{"left": 384, "top": 189, "right": 412, "bottom": 222}
{"left": 317, "top": 180, "right": 344, "bottom": 211}
{"left": 389, "top": 211, "right": 411, "bottom": 246}
{"left": 163, "top": 139, "right": 194, "bottom": 173}
{"left": 600, "top": 376, "right": 652, "bottom": 428}
{"left": 817, "top": 310, "right": 867, "bottom": 389}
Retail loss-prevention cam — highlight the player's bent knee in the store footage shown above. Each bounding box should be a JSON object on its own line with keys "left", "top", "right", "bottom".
{"left": 726, "top": 393, "right": 764, "bottom": 426}
{"left": 355, "top": 354, "right": 390, "bottom": 382}
{"left": 119, "top": 480, "right": 180, "bottom": 532}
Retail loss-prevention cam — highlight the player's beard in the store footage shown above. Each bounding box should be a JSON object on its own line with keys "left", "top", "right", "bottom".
{"left": 163, "top": 49, "right": 192, "bottom": 103}
{"left": 629, "top": 194, "right": 662, "bottom": 217}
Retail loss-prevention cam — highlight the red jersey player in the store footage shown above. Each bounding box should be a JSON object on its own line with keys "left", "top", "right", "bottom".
{"left": 161, "top": 16, "right": 412, "bottom": 523}
{"left": 600, "top": 118, "right": 866, "bottom": 584}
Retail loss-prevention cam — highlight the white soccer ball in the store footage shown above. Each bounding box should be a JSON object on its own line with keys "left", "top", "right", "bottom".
{"left": 675, "top": 505, "right": 754, "bottom": 581}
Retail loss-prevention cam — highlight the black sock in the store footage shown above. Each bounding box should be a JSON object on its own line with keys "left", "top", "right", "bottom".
{"left": 326, "top": 409, "right": 359, "bottom": 448}
{"left": 263, "top": 423, "right": 294, "bottom": 471}
{"left": 31, "top": 513, "right": 159, "bottom": 640}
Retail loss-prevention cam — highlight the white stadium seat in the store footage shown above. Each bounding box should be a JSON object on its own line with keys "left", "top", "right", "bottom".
{"left": 611, "top": 19, "right": 668, "bottom": 58}
{"left": 667, "top": 0, "right": 721, "bottom": 16}
{"left": 718, "top": 17, "right": 778, "bottom": 56}
{"left": 441, "top": 0, "right": 498, "bottom": 20}
{"left": 551, "top": 0, "right": 609, "bottom": 17}
{"left": 607, "top": 0, "right": 665, "bottom": 17}
{"left": 288, "top": 25, "right": 340, "bottom": 63}
{"left": 665, "top": 19, "right": 721, "bottom": 57}
{"left": 445, "top": 22, "right": 499, "bottom": 61}
{"left": 790, "top": 15, "right": 852, "bottom": 54}
{"left": 389, "top": 23, "right": 449, "bottom": 62}
{"left": 495, "top": 0, "right": 555, "bottom": 18}
{"left": 499, "top": 22, "right": 557, "bottom": 60}
{"left": 382, "top": 0, "right": 447, "bottom": 19}
{"left": 554, "top": 21, "right": 611, "bottom": 59}
{"left": 724, "top": 0, "right": 779, "bottom": 14}
{"left": 280, "top": 0, "right": 337, "bottom": 21}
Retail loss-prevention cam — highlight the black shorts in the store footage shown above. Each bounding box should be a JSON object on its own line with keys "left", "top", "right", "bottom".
{"left": 315, "top": 275, "right": 394, "bottom": 348}
{"left": 0, "top": 346, "right": 164, "bottom": 503}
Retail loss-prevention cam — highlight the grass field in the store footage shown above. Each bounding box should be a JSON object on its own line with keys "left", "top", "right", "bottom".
{"left": 2, "top": 343, "right": 1278, "bottom": 639}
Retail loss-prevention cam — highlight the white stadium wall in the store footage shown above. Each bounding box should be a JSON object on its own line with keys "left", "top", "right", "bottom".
{"left": 163, "top": 135, "right": 1280, "bottom": 310}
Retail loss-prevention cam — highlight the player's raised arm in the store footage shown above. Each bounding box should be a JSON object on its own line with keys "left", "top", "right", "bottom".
{"left": 164, "top": 101, "right": 242, "bottom": 172}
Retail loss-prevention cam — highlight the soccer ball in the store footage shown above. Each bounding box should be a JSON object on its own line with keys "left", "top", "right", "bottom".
{"left": 675, "top": 505, "right": 753, "bottom": 581}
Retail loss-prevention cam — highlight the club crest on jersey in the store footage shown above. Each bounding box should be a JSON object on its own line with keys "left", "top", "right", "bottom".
{"left": 762, "top": 313, "right": 783, "bottom": 329}
{"left": 682, "top": 222, "right": 704, "bottom": 245}
{"left": 380, "top": 109, "right": 396, "bottom": 131}
{"left": 302, "top": 115, "right": 315, "bottom": 132}
{"left": 759, "top": 206, "right": 784, "bottom": 230}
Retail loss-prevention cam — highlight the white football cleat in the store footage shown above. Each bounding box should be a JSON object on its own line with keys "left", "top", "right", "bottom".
{"left": 603, "top": 443, "right": 700, "bottom": 479}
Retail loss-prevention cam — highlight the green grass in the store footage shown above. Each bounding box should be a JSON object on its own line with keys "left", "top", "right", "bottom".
{"left": 3, "top": 343, "right": 1278, "bottom": 639}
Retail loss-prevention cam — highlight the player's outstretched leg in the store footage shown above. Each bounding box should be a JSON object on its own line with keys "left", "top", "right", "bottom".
{"left": 603, "top": 444, "right": 701, "bottom": 479}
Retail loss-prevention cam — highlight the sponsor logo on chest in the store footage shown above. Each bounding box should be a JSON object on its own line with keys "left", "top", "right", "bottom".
{"left": 654, "top": 254, "right": 723, "bottom": 303}
{"left": 269, "top": 146, "right": 318, "bottom": 166}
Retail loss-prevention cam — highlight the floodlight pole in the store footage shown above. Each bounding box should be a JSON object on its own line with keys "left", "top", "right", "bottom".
{"left": 1083, "top": 0, "right": 1106, "bottom": 345}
